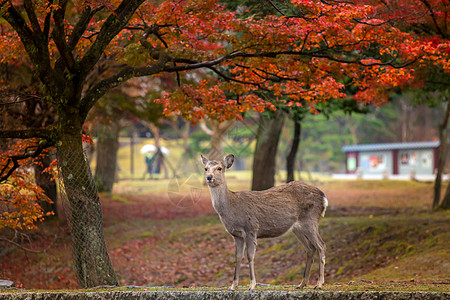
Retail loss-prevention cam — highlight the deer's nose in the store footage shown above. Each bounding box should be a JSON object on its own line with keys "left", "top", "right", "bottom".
{"left": 206, "top": 175, "right": 213, "bottom": 181}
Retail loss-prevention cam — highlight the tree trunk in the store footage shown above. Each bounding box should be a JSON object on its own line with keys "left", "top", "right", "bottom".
{"left": 35, "top": 152, "right": 58, "bottom": 217}
{"left": 286, "top": 121, "right": 301, "bottom": 183}
{"left": 201, "top": 119, "right": 235, "bottom": 160}
{"left": 94, "top": 120, "right": 120, "bottom": 193}
{"left": 251, "top": 110, "right": 285, "bottom": 191}
{"left": 440, "top": 181, "right": 450, "bottom": 209}
{"left": 433, "top": 100, "right": 450, "bottom": 209}
{"left": 58, "top": 113, "right": 118, "bottom": 288}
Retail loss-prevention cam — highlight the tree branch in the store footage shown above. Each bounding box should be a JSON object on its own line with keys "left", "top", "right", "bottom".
{"left": 267, "top": 0, "right": 286, "bottom": 16}
{"left": 420, "top": 0, "right": 447, "bottom": 39}
{"left": 0, "top": 233, "right": 60, "bottom": 254}
{"left": 43, "top": 0, "right": 54, "bottom": 41}
{"left": 0, "top": 139, "right": 53, "bottom": 183}
{"left": 68, "top": 5, "right": 105, "bottom": 51}
{"left": 23, "top": 0, "right": 42, "bottom": 34}
{"left": 78, "top": 0, "right": 146, "bottom": 79}
{"left": 0, "top": 237, "right": 44, "bottom": 254}
{"left": 1, "top": 1, "right": 60, "bottom": 101}
{"left": 52, "top": 0, "right": 75, "bottom": 70}
{"left": 0, "top": 129, "right": 55, "bottom": 140}
{"left": 168, "top": 46, "right": 415, "bottom": 71}
{"left": 79, "top": 60, "right": 168, "bottom": 118}
{"left": 206, "top": 66, "right": 262, "bottom": 87}
{"left": 1, "top": 2, "right": 35, "bottom": 52}
{"left": 199, "top": 120, "right": 213, "bottom": 136}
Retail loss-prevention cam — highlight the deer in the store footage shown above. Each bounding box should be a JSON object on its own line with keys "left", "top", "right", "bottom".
{"left": 201, "top": 154, "right": 328, "bottom": 290}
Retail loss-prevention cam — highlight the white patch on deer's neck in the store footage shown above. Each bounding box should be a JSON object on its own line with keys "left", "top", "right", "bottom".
{"left": 208, "top": 184, "right": 229, "bottom": 213}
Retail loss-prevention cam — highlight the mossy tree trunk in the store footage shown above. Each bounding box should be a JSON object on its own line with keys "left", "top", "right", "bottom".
{"left": 95, "top": 120, "right": 120, "bottom": 193}
{"left": 58, "top": 109, "right": 118, "bottom": 287}
{"left": 251, "top": 110, "right": 285, "bottom": 191}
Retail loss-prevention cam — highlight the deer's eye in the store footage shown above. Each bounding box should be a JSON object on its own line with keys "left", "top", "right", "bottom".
{"left": 217, "top": 167, "right": 222, "bottom": 171}
{"left": 204, "top": 168, "right": 208, "bottom": 171}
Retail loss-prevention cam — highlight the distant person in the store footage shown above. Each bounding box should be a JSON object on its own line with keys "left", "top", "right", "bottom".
{"left": 144, "top": 151, "right": 155, "bottom": 179}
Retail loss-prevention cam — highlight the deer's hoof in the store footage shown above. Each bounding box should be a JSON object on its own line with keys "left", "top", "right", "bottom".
{"left": 314, "top": 285, "right": 323, "bottom": 290}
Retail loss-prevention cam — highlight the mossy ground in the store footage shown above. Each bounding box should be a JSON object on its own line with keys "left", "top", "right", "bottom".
{"left": 2, "top": 282, "right": 449, "bottom": 294}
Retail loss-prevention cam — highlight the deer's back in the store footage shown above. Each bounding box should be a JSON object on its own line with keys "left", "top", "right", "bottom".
{"left": 227, "top": 181, "right": 325, "bottom": 238}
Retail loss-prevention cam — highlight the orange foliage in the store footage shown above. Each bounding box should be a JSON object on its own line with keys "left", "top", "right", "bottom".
{"left": 0, "top": 140, "right": 56, "bottom": 230}
{"left": 1, "top": 0, "right": 447, "bottom": 123}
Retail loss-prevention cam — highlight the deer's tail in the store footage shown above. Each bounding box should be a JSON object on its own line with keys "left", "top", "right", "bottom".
{"left": 321, "top": 196, "right": 328, "bottom": 217}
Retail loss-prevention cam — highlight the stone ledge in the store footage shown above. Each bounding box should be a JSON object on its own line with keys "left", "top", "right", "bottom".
{"left": 0, "top": 291, "right": 449, "bottom": 300}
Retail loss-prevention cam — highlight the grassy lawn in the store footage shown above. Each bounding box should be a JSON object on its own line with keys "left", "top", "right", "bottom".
{"left": 0, "top": 174, "right": 449, "bottom": 292}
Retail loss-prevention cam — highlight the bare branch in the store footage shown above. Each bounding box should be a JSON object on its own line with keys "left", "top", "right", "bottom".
{"left": 267, "top": 0, "right": 286, "bottom": 16}
{"left": 0, "top": 237, "right": 44, "bottom": 254}
{"left": 0, "top": 95, "right": 41, "bottom": 106}
{"left": 0, "top": 232, "right": 60, "bottom": 254}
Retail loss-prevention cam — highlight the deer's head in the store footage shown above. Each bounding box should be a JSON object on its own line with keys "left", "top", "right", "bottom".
{"left": 201, "top": 154, "right": 234, "bottom": 187}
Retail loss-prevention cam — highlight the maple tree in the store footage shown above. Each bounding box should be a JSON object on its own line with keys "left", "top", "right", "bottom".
{"left": 0, "top": 139, "right": 55, "bottom": 230}
{"left": 0, "top": 0, "right": 446, "bottom": 287}
{"left": 0, "top": 67, "right": 58, "bottom": 229}
{"left": 355, "top": 0, "right": 449, "bottom": 208}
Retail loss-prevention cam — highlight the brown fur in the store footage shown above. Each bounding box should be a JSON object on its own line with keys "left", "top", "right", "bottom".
{"left": 201, "top": 154, "right": 327, "bottom": 290}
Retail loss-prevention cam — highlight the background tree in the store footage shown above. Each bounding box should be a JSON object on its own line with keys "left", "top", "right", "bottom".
{"left": 252, "top": 109, "right": 286, "bottom": 190}
{"left": 285, "top": 96, "right": 369, "bottom": 183}
{"left": 0, "top": 0, "right": 439, "bottom": 287}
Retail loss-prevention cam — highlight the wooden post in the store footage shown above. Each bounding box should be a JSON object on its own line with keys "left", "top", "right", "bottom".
{"left": 130, "top": 132, "right": 135, "bottom": 176}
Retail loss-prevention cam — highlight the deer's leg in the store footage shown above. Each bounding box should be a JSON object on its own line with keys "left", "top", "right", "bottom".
{"left": 293, "top": 225, "right": 315, "bottom": 289}
{"left": 315, "top": 233, "right": 326, "bottom": 289}
{"left": 230, "top": 236, "right": 245, "bottom": 290}
{"left": 301, "top": 223, "right": 326, "bottom": 289}
{"left": 246, "top": 234, "right": 257, "bottom": 290}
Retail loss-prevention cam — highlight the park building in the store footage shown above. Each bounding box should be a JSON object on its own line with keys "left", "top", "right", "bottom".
{"left": 340, "top": 141, "right": 441, "bottom": 180}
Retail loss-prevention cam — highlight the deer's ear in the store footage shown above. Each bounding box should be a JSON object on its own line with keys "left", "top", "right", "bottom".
{"left": 223, "top": 154, "right": 234, "bottom": 169}
{"left": 201, "top": 154, "right": 209, "bottom": 166}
